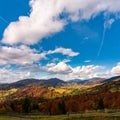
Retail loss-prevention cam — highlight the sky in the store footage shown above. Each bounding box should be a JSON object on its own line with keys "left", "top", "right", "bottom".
{"left": 0, "top": 0, "right": 120, "bottom": 83}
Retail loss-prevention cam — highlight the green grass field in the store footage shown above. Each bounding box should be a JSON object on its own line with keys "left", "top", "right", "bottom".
{"left": 0, "top": 111, "right": 120, "bottom": 120}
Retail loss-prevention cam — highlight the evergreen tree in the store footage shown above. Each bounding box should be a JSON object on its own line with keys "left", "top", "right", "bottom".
{"left": 10, "top": 103, "right": 15, "bottom": 111}
{"left": 58, "top": 99, "right": 66, "bottom": 114}
{"left": 97, "top": 98, "right": 104, "bottom": 110}
{"left": 22, "top": 97, "right": 31, "bottom": 113}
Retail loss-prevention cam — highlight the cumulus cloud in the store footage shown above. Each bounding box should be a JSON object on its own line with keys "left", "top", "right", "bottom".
{"left": 0, "top": 67, "right": 31, "bottom": 83}
{"left": 88, "top": 62, "right": 120, "bottom": 79}
{"left": 109, "top": 62, "right": 120, "bottom": 76}
{"left": 0, "top": 45, "right": 78, "bottom": 66}
{"left": 44, "top": 62, "right": 120, "bottom": 80}
{"left": 47, "top": 62, "right": 72, "bottom": 74}
{"left": 2, "top": 61, "right": 120, "bottom": 82}
{"left": 42, "top": 61, "right": 104, "bottom": 80}
{"left": 47, "top": 47, "right": 79, "bottom": 57}
{"left": 1, "top": 0, "right": 120, "bottom": 82}
{"left": 69, "top": 65, "right": 104, "bottom": 80}
{"left": 2, "top": 0, "right": 120, "bottom": 45}
{"left": 0, "top": 45, "right": 46, "bottom": 65}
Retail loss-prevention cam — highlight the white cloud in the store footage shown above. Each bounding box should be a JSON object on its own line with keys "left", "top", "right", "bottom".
{"left": 2, "top": 61, "right": 120, "bottom": 82}
{"left": 70, "top": 65, "right": 104, "bottom": 80}
{"left": 0, "top": 67, "right": 31, "bottom": 83}
{"left": 91, "top": 62, "right": 120, "bottom": 78}
{"left": 109, "top": 62, "right": 120, "bottom": 76}
{"left": 104, "top": 18, "right": 115, "bottom": 29}
{"left": 84, "top": 60, "right": 91, "bottom": 63}
{"left": 42, "top": 61, "right": 104, "bottom": 80}
{"left": 0, "top": 45, "right": 78, "bottom": 66}
{"left": 0, "top": 45, "right": 46, "bottom": 65}
{"left": 47, "top": 62, "right": 72, "bottom": 74}
{"left": 1, "top": 0, "right": 120, "bottom": 82}
{"left": 2, "top": 0, "right": 120, "bottom": 45}
{"left": 47, "top": 47, "right": 79, "bottom": 57}
{"left": 2, "top": 0, "right": 65, "bottom": 45}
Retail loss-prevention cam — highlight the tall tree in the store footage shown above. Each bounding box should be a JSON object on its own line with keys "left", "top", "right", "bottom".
{"left": 58, "top": 99, "right": 66, "bottom": 114}
{"left": 97, "top": 98, "right": 104, "bottom": 110}
{"left": 22, "top": 97, "right": 31, "bottom": 113}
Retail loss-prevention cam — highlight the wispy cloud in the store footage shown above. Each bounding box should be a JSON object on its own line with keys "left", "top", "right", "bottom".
{"left": 47, "top": 47, "right": 79, "bottom": 57}
{"left": 84, "top": 60, "right": 91, "bottom": 63}
{"left": 97, "top": 17, "right": 115, "bottom": 57}
{"left": 0, "top": 16, "right": 8, "bottom": 24}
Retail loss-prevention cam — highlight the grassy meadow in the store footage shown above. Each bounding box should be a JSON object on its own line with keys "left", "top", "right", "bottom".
{"left": 0, "top": 111, "right": 120, "bottom": 120}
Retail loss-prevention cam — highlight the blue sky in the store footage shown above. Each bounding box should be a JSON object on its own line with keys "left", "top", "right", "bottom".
{"left": 0, "top": 0, "right": 120, "bottom": 82}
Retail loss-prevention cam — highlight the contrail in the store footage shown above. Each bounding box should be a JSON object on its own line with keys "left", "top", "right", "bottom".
{"left": 97, "top": 18, "right": 115, "bottom": 57}
{"left": 97, "top": 28, "right": 106, "bottom": 57}
{"left": 0, "top": 16, "right": 8, "bottom": 24}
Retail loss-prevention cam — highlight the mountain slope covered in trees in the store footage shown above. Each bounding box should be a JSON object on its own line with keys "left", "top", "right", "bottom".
{"left": 0, "top": 76, "right": 120, "bottom": 114}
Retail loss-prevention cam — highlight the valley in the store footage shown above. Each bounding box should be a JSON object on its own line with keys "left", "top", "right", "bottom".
{"left": 0, "top": 76, "right": 120, "bottom": 116}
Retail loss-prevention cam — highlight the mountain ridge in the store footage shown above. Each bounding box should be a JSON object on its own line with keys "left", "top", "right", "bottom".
{"left": 0, "top": 78, "right": 66, "bottom": 89}
{"left": 67, "top": 77, "right": 105, "bottom": 84}
{"left": 1, "top": 76, "right": 120, "bottom": 90}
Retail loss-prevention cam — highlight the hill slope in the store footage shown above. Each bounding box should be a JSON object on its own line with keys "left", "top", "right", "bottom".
{"left": 1, "top": 76, "right": 120, "bottom": 114}
{"left": 103, "top": 76, "right": 120, "bottom": 83}
{"left": 9, "top": 86, "right": 61, "bottom": 100}
{"left": 68, "top": 77, "right": 105, "bottom": 85}
{"left": 92, "top": 77, "right": 120, "bottom": 92}
{"left": 0, "top": 78, "right": 66, "bottom": 89}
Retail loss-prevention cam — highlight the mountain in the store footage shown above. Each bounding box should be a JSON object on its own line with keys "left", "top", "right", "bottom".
{"left": 67, "top": 79, "right": 87, "bottom": 84}
{"left": 1, "top": 76, "right": 120, "bottom": 90}
{"left": 67, "top": 77, "right": 105, "bottom": 85}
{"left": 2, "top": 76, "right": 120, "bottom": 114}
{"left": 92, "top": 76, "right": 120, "bottom": 92}
{"left": 1, "top": 76, "right": 120, "bottom": 114}
{"left": 103, "top": 76, "right": 120, "bottom": 83}
{"left": 84, "top": 78, "right": 105, "bottom": 84}
{"left": 9, "top": 85, "right": 61, "bottom": 100}
{"left": 0, "top": 78, "right": 66, "bottom": 89}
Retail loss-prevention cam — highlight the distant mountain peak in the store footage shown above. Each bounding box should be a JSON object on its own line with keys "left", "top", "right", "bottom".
{"left": 67, "top": 77, "right": 105, "bottom": 85}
